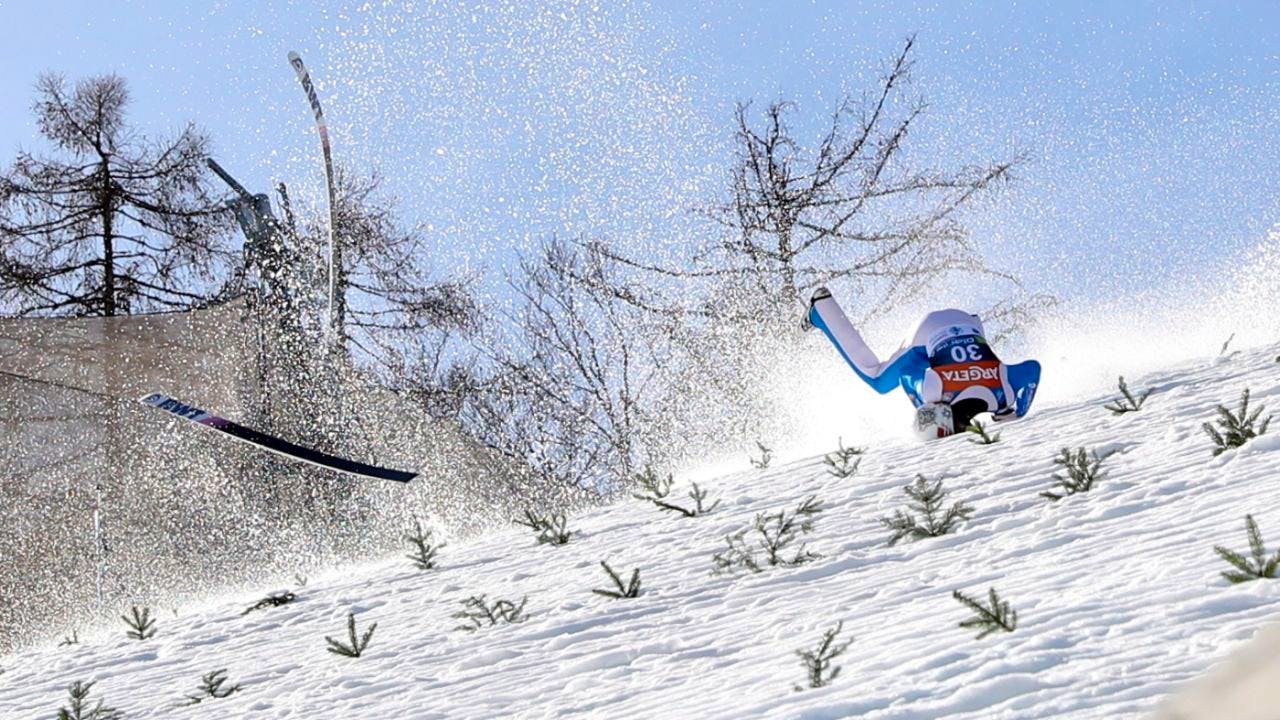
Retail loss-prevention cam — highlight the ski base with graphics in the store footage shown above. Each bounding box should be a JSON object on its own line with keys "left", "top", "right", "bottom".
{"left": 139, "top": 393, "right": 417, "bottom": 483}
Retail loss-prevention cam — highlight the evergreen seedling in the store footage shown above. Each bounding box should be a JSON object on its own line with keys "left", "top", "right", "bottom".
{"left": 1220, "top": 333, "right": 1236, "bottom": 357}
{"left": 1041, "top": 447, "right": 1106, "bottom": 501}
{"left": 794, "top": 622, "right": 851, "bottom": 691}
{"left": 794, "top": 495, "right": 823, "bottom": 518}
{"left": 405, "top": 519, "right": 444, "bottom": 570}
{"left": 242, "top": 591, "right": 297, "bottom": 616}
{"left": 122, "top": 605, "right": 156, "bottom": 640}
{"left": 713, "top": 496, "right": 824, "bottom": 574}
{"left": 1104, "top": 376, "right": 1151, "bottom": 415}
{"left": 713, "top": 527, "right": 763, "bottom": 574}
{"left": 632, "top": 466, "right": 719, "bottom": 517}
{"left": 453, "top": 595, "right": 528, "bottom": 632}
{"left": 750, "top": 441, "right": 773, "bottom": 469}
{"left": 650, "top": 482, "right": 721, "bottom": 518}
{"left": 184, "top": 669, "right": 242, "bottom": 705}
{"left": 56, "top": 680, "right": 122, "bottom": 720}
{"left": 325, "top": 612, "right": 376, "bottom": 658}
{"left": 966, "top": 420, "right": 1001, "bottom": 445}
{"left": 755, "top": 496, "right": 824, "bottom": 566}
{"left": 1203, "top": 388, "right": 1272, "bottom": 456}
{"left": 953, "top": 588, "right": 1018, "bottom": 639}
{"left": 592, "top": 561, "right": 642, "bottom": 599}
{"left": 514, "top": 509, "right": 574, "bottom": 545}
{"left": 880, "top": 475, "right": 974, "bottom": 545}
{"left": 631, "top": 465, "right": 674, "bottom": 500}
{"left": 823, "top": 438, "right": 864, "bottom": 478}
{"left": 1214, "top": 515, "right": 1280, "bottom": 583}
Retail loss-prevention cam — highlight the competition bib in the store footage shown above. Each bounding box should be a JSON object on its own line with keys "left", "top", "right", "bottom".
{"left": 929, "top": 335, "right": 1003, "bottom": 397}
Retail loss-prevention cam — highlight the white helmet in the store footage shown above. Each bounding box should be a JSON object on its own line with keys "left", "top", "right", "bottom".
{"left": 913, "top": 402, "right": 955, "bottom": 440}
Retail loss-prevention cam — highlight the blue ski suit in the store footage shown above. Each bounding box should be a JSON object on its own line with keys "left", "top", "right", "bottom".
{"left": 808, "top": 294, "right": 1041, "bottom": 421}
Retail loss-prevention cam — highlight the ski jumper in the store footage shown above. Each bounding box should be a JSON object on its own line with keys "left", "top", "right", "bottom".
{"left": 808, "top": 295, "right": 1040, "bottom": 419}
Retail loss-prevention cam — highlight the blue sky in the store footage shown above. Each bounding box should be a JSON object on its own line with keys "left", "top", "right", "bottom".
{"left": 2, "top": 0, "right": 1279, "bottom": 312}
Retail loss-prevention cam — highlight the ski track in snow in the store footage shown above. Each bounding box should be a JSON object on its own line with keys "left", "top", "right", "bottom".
{"left": 4, "top": 346, "right": 1280, "bottom": 719}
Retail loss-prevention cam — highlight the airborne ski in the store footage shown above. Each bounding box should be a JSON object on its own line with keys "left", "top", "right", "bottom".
{"left": 287, "top": 50, "right": 341, "bottom": 339}
{"left": 205, "top": 157, "right": 255, "bottom": 201}
{"left": 139, "top": 393, "right": 416, "bottom": 483}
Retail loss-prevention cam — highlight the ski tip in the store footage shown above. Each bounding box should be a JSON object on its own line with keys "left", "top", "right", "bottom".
{"left": 809, "top": 286, "right": 832, "bottom": 305}
{"left": 287, "top": 50, "right": 301, "bottom": 61}
{"left": 373, "top": 467, "right": 418, "bottom": 483}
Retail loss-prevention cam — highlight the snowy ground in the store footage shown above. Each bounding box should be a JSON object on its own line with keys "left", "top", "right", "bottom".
{"left": 5, "top": 344, "right": 1280, "bottom": 719}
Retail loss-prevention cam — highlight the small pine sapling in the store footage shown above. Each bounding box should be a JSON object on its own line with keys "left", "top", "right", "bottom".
{"left": 713, "top": 529, "right": 763, "bottom": 574}
{"left": 823, "top": 438, "right": 864, "bottom": 478}
{"left": 632, "top": 466, "right": 719, "bottom": 516}
{"left": 1220, "top": 332, "right": 1236, "bottom": 357}
{"left": 514, "top": 509, "right": 574, "bottom": 545}
{"left": 1203, "top": 388, "right": 1272, "bottom": 456}
{"left": 631, "top": 466, "right": 674, "bottom": 501}
{"left": 966, "top": 420, "right": 1001, "bottom": 445}
{"left": 184, "top": 669, "right": 242, "bottom": 705}
{"left": 750, "top": 441, "right": 773, "bottom": 469}
{"left": 880, "top": 475, "right": 974, "bottom": 545}
{"left": 325, "top": 612, "right": 376, "bottom": 658}
{"left": 1214, "top": 514, "right": 1280, "bottom": 583}
{"left": 122, "top": 605, "right": 156, "bottom": 640}
{"left": 794, "top": 494, "right": 823, "bottom": 518}
{"left": 953, "top": 588, "right": 1018, "bottom": 639}
{"left": 242, "top": 591, "right": 297, "bottom": 616}
{"left": 650, "top": 482, "right": 721, "bottom": 518}
{"left": 1104, "top": 375, "right": 1152, "bottom": 415}
{"left": 794, "top": 621, "right": 852, "bottom": 691}
{"left": 756, "top": 496, "right": 823, "bottom": 567}
{"left": 713, "top": 496, "right": 824, "bottom": 574}
{"left": 453, "top": 595, "right": 528, "bottom": 632}
{"left": 405, "top": 519, "right": 444, "bottom": 570}
{"left": 56, "top": 680, "right": 122, "bottom": 720}
{"left": 1041, "top": 447, "right": 1106, "bottom": 501}
{"left": 592, "top": 561, "right": 642, "bottom": 599}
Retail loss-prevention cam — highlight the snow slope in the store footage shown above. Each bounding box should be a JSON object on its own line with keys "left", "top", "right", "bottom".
{"left": 5, "top": 344, "right": 1280, "bottom": 719}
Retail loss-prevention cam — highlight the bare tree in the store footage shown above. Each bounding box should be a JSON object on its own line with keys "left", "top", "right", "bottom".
{"left": 297, "top": 168, "right": 477, "bottom": 382}
{"left": 333, "top": 170, "right": 474, "bottom": 345}
{"left": 589, "top": 36, "right": 1023, "bottom": 324}
{"left": 0, "top": 74, "right": 237, "bottom": 316}
{"left": 462, "top": 239, "right": 673, "bottom": 494}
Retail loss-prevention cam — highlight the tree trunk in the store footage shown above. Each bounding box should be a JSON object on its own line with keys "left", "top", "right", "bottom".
{"left": 334, "top": 251, "right": 348, "bottom": 351}
{"left": 100, "top": 160, "right": 116, "bottom": 317}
